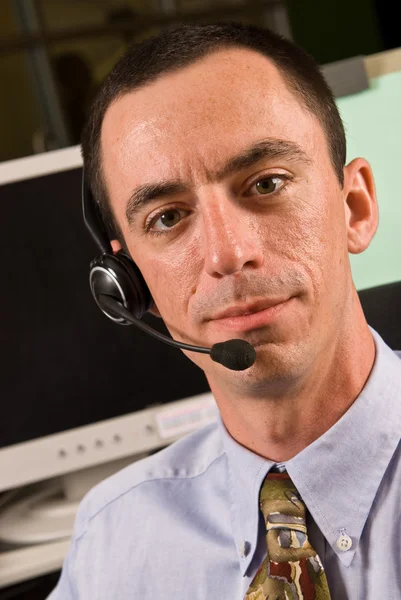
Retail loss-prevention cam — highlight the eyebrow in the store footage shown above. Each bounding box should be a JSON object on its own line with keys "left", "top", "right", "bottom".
{"left": 125, "top": 138, "right": 311, "bottom": 228}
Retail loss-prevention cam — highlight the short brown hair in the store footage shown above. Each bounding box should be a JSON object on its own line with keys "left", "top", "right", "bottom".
{"left": 81, "top": 21, "right": 346, "bottom": 242}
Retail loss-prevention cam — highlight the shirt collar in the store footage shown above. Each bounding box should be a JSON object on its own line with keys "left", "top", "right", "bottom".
{"left": 218, "top": 413, "right": 273, "bottom": 575}
{"left": 219, "top": 327, "right": 401, "bottom": 574}
{"left": 287, "top": 327, "right": 401, "bottom": 566}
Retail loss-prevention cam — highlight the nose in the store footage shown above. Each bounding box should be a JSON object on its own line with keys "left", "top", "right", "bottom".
{"left": 201, "top": 194, "right": 264, "bottom": 278}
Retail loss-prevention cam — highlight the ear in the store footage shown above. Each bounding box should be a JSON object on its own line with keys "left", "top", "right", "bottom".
{"left": 110, "top": 239, "right": 122, "bottom": 254}
{"left": 148, "top": 304, "right": 162, "bottom": 318}
{"left": 343, "top": 158, "right": 378, "bottom": 254}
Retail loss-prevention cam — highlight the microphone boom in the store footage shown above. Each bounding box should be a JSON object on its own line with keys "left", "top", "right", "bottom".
{"left": 97, "top": 294, "right": 256, "bottom": 371}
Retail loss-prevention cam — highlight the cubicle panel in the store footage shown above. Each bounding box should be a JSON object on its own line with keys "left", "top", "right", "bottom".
{"left": 337, "top": 51, "right": 401, "bottom": 290}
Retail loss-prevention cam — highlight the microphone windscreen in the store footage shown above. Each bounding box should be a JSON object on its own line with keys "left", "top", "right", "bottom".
{"left": 210, "top": 339, "right": 256, "bottom": 371}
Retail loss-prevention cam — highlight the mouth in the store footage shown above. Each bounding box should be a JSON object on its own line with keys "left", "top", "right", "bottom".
{"left": 209, "top": 297, "right": 293, "bottom": 332}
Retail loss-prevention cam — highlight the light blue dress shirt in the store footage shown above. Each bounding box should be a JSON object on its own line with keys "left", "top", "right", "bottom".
{"left": 48, "top": 328, "right": 401, "bottom": 599}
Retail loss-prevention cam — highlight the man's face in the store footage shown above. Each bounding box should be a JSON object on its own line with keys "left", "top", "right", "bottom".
{"left": 101, "top": 49, "right": 352, "bottom": 391}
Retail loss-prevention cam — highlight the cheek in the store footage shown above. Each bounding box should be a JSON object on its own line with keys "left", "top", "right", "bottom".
{"left": 133, "top": 240, "right": 201, "bottom": 320}
{"left": 290, "top": 192, "right": 347, "bottom": 294}
{"left": 262, "top": 189, "right": 345, "bottom": 290}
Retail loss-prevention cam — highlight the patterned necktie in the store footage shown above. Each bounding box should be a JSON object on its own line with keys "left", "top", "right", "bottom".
{"left": 245, "top": 472, "right": 331, "bottom": 600}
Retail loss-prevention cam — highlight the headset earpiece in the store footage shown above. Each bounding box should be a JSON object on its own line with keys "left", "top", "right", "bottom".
{"left": 89, "top": 252, "right": 152, "bottom": 322}
{"left": 82, "top": 172, "right": 153, "bottom": 324}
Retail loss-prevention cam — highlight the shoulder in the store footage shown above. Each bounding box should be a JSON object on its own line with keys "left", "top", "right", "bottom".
{"left": 72, "top": 421, "right": 225, "bottom": 541}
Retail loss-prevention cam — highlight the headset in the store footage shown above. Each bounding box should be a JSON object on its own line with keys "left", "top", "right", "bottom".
{"left": 81, "top": 172, "right": 256, "bottom": 371}
{"left": 82, "top": 173, "right": 152, "bottom": 324}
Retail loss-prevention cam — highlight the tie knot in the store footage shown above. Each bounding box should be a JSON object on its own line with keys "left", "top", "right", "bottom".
{"left": 246, "top": 471, "right": 331, "bottom": 599}
{"left": 259, "top": 471, "right": 306, "bottom": 534}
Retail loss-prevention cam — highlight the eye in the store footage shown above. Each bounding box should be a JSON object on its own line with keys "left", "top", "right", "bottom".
{"left": 148, "top": 207, "right": 190, "bottom": 232}
{"left": 250, "top": 175, "right": 288, "bottom": 196}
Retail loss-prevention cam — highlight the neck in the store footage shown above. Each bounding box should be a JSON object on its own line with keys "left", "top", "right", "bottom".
{"left": 208, "top": 305, "right": 376, "bottom": 462}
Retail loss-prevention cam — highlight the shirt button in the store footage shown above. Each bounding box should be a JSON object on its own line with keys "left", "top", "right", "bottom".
{"left": 240, "top": 540, "right": 251, "bottom": 558}
{"left": 336, "top": 534, "right": 352, "bottom": 551}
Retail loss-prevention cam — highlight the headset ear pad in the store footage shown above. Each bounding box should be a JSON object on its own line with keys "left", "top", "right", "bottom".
{"left": 89, "top": 251, "right": 153, "bottom": 323}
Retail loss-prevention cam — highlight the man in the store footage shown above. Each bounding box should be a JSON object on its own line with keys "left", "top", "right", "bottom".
{"left": 49, "top": 22, "right": 401, "bottom": 599}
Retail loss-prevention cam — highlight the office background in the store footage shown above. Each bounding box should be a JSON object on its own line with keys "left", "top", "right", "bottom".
{"left": 338, "top": 62, "right": 401, "bottom": 290}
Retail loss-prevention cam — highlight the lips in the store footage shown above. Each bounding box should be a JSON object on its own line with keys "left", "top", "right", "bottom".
{"left": 209, "top": 297, "right": 293, "bottom": 332}
{"left": 211, "top": 298, "right": 290, "bottom": 320}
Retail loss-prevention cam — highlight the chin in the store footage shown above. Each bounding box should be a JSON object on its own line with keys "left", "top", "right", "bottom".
{"left": 227, "top": 335, "right": 314, "bottom": 396}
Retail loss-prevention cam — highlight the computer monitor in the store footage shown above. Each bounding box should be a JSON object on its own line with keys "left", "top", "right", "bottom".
{"left": 0, "top": 147, "right": 216, "bottom": 498}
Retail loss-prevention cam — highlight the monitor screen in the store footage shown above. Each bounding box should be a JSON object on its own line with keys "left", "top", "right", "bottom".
{"left": 1, "top": 163, "right": 210, "bottom": 451}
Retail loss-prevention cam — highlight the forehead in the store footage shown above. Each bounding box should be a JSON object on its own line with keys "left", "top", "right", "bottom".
{"left": 101, "top": 48, "right": 326, "bottom": 192}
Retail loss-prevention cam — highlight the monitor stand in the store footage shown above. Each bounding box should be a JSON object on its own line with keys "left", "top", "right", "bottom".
{"left": 0, "top": 453, "right": 146, "bottom": 546}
